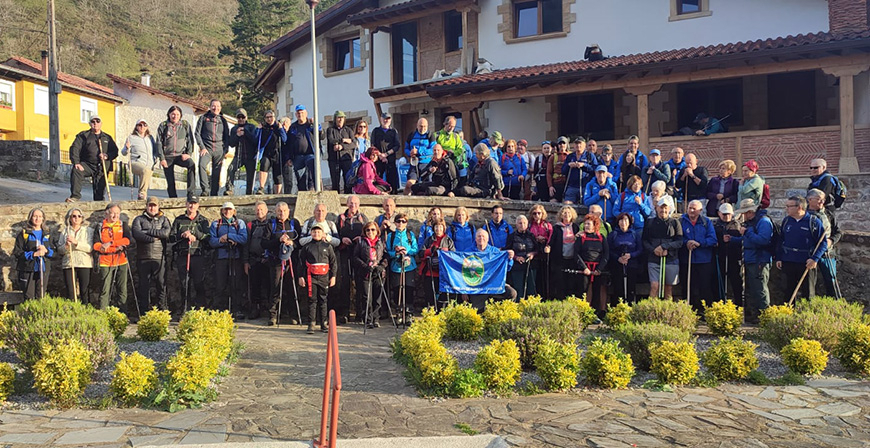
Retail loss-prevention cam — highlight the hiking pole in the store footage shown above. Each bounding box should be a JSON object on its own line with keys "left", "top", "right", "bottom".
{"left": 99, "top": 140, "right": 112, "bottom": 203}
{"left": 129, "top": 158, "right": 135, "bottom": 200}
{"left": 287, "top": 259, "right": 302, "bottom": 326}
{"left": 659, "top": 255, "right": 666, "bottom": 299}
{"left": 38, "top": 256, "right": 45, "bottom": 298}
{"left": 378, "top": 272, "right": 398, "bottom": 332}
{"left": 563, "top": 166, "right": 574, "bottom": 202}
{"left": 184, "top": 249, "right": 191, "bottom": 313}
{"left": 687, "top": 248, "right": 693, "bottom": 306}
{"left": 400, "top": 261, "right": 407, "bottom": 329}
{"left": 787, "top": 232, "right": 827, "bottom": 307}
{"left": 623, "top": 263, "right": 628, "bottom": 304}
{"left": 364, "top": 269, "right": 372, "bottom": 335}
{"left": 827, "top": 255, "right": 843, "bottom": 300}
{"left": 683, "top": 177, "right": 689, "bottom": 214}
{"left": 522, "top": 258, "right": 531, "bottom": 299}
{"left": 67, "top": 240, "right": 78, "bottom": 302}
{"left": 277, "top": 261, "right": 285, "bottom": 328}
{"left": 126, "top": 252, "right": 142, "bottom": 320}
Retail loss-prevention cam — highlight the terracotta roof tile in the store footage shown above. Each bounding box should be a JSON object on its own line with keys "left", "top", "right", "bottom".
{"left": 3, "top": 56, "right": 122, "bottom": 102}
{"left": 429, "top": 31, "right": 870, "bottom": 90}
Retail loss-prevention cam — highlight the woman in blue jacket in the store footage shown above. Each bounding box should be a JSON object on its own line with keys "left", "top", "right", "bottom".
{"left": 417, "top": 207, "right": 442, "bottom": 249}
{"left": 385, "top": 213, "right": 418, "bottom": 321}
{"left": 13, "top": 208, "right": 54, "bottom": 300}
{"left": 608, "top": 212, "right": 643, "bottom": 304}
{"left": 449, "top": 207, "right": 476, "bottom": 252}
{"left": 614, "top": 175, "right": 652, "bottom": 234}
{"left": 499, "top": 139, "right": 527, "bottom": 200}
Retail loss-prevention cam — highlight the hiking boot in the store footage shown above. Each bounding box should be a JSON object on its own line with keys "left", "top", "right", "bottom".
{"left": 65, "top": 197, "right": 78, "bottom": 203}
{"left": 307, "top": 323, "right": 315, "bottom": 334}
{"left": 321, "top": 322, "right": 329, "bottom": 333}
{"left": 224, "top": 189, "right": 233, "bottom": 196}
{"left": 268, "top": 318, "right": 277, "bottom": 326}
{"left": 255, "top": 189, "right": 264, "bottom": 195}
{"left": 338, "top": 315, "right": 348, "bottom": 325}
{"left": 290, "top": 319, "right": 299, "bottom": 325}
{"left": 373, "top": 321, "right": 380, "bottom": 328}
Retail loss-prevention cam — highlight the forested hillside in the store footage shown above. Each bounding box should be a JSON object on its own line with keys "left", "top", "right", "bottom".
{"left": 0, "top": 0, "right": 339, "bottom": 110}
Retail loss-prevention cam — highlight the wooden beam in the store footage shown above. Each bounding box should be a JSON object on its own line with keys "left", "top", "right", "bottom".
{"left": 637, "top": 94, "right": 650, "bottom": 152}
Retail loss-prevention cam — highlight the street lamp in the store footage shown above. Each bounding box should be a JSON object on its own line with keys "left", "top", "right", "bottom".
{"left": 306, "top": 0, "right": 323, "bottom": 192}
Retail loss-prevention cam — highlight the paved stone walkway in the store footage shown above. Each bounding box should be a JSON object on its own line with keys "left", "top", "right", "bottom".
{"left": 1, "top": 321, "right": 870, "bottom": 447}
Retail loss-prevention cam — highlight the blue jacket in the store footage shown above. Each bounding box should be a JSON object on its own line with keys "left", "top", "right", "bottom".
{"left": 562, "top": 151, "right": 598, "bottom": 188}
{"left": 666, "top": 159, "right": 686, "bottom": 188}
{"left": 255, "top": 124, "right": 288, "bottom": 160}
{"left": 485, "top": 220, "right": 514, "bottom": 250}
{"left": 732, "top": 210, "right": 773, "bottom": 264}
{"left": 385, "top": 228, "right": 418, "bottom": 273}
{"left": 679, "top": 214, "right": 717, "bottom": 264}
{"left": 614, "top": 190, "right": 651, "bottom": 230}
{"left": 778, "top": 213, "right": 827, "bottom": 263}
{"left": 476, "top": 243, "right": 514, "bottom": 271}
{"left": 607, "top": 228, "right": 643, "bottom": 269}
{"left": 404, "top": 130, "right": 436, "bottom": 165}
{"left": 499, "top": 153, "right": 527, "bottom": 187}
{"left": 601, "top": 159, "right": 619, "bottom": 179}
{"left": 209, "top": 217, "right": 249, "bottom": 259}
{"left": 459, "top": 143, "right": 473, "bottom": 177}
{"left": 583, "top": 179, "right": 619, "bottom": 220}
{"left": 418, "top": 224, "right": 434, "bottom": 250}
{"left": 449, "top": 221, "right": 476, "bottom": 252}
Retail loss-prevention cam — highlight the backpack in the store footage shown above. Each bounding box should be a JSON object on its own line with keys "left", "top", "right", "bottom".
{"left": 812, "top": 173, "right": 847, "bottom": 208}
{"left": 753, "top": 216, "right": 780, "bottom": 258}
{"left": 759, "top": 184, "right": 771, "bottom": 209}
{"left": 345, "top": 159, "right": 363, "bottom": 187}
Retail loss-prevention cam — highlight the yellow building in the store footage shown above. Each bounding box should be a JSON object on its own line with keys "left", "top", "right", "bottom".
{"left": 0, "top": 55, "right": 123, "bottom": 165}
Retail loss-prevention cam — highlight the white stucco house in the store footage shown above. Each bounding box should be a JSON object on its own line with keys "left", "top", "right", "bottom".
{"left": 256, "top": 0, "right": 870, "bottom": 178}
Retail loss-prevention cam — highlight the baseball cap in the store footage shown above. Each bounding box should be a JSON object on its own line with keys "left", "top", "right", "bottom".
{"left": 312, "top": 222, "right": 328, "bottom": 232}
{"left": 694, "top": 112, "right": 709, "bottom": 123}
{"left": 490, "top": 131, "right": 504, "bottom": 145}
{"left": 573, "top": 136, "right": 586, "bottom": 144}
{"left": 187, "top": 195, "right": 200, "bottom": 203}
{"left": 557, "top": 136, "right": 569, "bottom": 144}
{"left": 334, "top": 110, "right": 346, "bottom": 118}
{"left": 718, "top": 203, "right": 734, "bottom": 215}
{"left": 595, "top": 165, "right": 608, "bottom": 172}
{"left": 90, "top": 116, "right": 101, "bottom": 123}
{"left": 295, "top": 104, "right": 306, "bottom": 112}
{"left": 236, "top": 108, "right": 248, "bottom": 118}
{"left": 146, "top": 196, "right": 159, "bottom": 206}
{"left": 136, "top": 118, "right": 148, "bottom": 126}
{"left": 381, "top": 112, "right": 392, "bottom": 119}
{"left": 650, "top": 149, "right": 661, "bottom": 156}
{"left": 221, "top": 202, "right": 236, "bottom": 210}
{"left": 657, "top": 196, "right": 675, "bottom": 208}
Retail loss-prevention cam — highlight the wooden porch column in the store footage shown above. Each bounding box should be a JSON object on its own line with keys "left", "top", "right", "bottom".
{"left": 823, "top": 65, "right": 870, "bottom": 174}
{"left": 623, "top": 84, "right": 662, "bottom": 152}
{"left": 460, "top": 9, "right": 469, "bottom": 75}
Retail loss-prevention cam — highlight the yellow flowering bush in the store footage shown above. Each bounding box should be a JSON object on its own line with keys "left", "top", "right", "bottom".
{"left": 111, "top": 352, "right": 158, "bottom": 405}
{"left": 441, "top": 301, "right": 484, "bottom": 341}
{"left": 833, "top": 324, "right": 870, "bottom": 376}
{"left": 177, "top": 309, "right": 236, "bottom": 360}
{"left": 533, "top": 335, "right": 580, "bottom": 391}
{"left": 0, "top": 303, "right": 12, "bottom": 348}
{"left": 518, "top": 294, "right": 542, "bottom": 315}
{"left": 759, "top": 305, "right": 793, "bottom": 327}
{"left": 474, "top": 339, "right": 521, "bottom": 393}
{"left": 482, "top": 299, "right": 521, "bottom": 330}
{"left": 565, "top": 295, "right": 599, "bottom": 328}
{"left": 604, "top": 301, "right": 632, "bottom": 328}
{"left": 0, "top": 362, "right": 14, "bottom": 402}
{"left": 649, "top": 341, "right": 699, "bottom": 385}
{"left": 704, "top": 300, "right": 743, "bottom": 337}
{"left": 164, "top": 338, "right": 224, "bottom": 394}
{"left": 103, "top": 306, "right": 129, "bottom": 339}
{"left": 630, "top": 298, "right": 698, "bottom": 332}
{"left": 32, "top": 339, "right": 93, "bottom": 408}
{"left": 580, "top": 338, "right": 634, "bottom": 389}
{"left": 136, "top": 308, "right": 171, "bottom": 342}
{"left": 413, "top": 337, "right": 458, "bottom": 389}
{"left": 701, "top": 337, "right": 758, "bottom": 381}
{"left": 781, "top": 338, "right": 828, "bottom": 376}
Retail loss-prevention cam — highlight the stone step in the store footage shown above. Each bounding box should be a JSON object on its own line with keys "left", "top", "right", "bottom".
{"left": 139, "top": 435, "right": 505, "bottom": 448}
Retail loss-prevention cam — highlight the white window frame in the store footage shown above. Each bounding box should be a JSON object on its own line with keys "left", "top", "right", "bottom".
{"left": 0, "top": 79, "right": 14, "bottom": 110}
{"left": 34, "top": 85, "right": 49, "bottom": 116}
{"left": 80, "top": 97, "right": 98, "bottom": 123}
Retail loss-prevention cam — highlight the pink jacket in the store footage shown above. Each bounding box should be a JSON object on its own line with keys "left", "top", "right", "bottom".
{"left": 353, "top": 158, "right": 391, "bottom": 195}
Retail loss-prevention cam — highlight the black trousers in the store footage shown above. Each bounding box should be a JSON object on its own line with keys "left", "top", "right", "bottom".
{"left": 610, "top": 264, "right": 640, "bottom": 305}
{"left": 328, "top": 157, "right": 354, "bottom": 193}
{"left": 63, "top": 267, "right": 91, "bottom": 304}
{"left": 21, "top": 269, "right": 49, "bottom": 301}
{"left": 502, "top": 182, "right": 523, "bottom": 200}
{"left": 330, "top": 251, "right": 353, "bottom": 317}
{"left": 781, "top": 261, "right": 810, "bottom": 304}
{"left": 579, "top": 272, "right": 608, "bottom": 312}
{"left": 308, "top": 278, "right": 329, "bottom": 326}
{"left": 137, "top": 258, "right": 167, "bottom": 313}
{"left": 69, "top": 162, "right": 107, "bottom": 200}
{"left": 418, "top": 274, "right": 444, "bottom": 310}
{"left": 680, "top": 262, "right": 715, "bottom": 313}
{"left": 356, "top": 273, "right": 385, "bottom": 324}
{"left": 248, "top": 260, "right": 271, "bottom": 309}
{"left": 469, "top": 285, "right": 517, "bottom": 312}
{"left": 214, "top": 258, "right": 244, "bottom": 313}
{"left": 176, "top": 253, "right": 207, "bottom": 312}
{"left": 163, "top": 156, "right": 196, "bottom": 198}
{"left": 411, "top": 183, "right": 447, "bottom": 196}
{"left": 534, "top": 177, "right": 550, "bottom": 201}
{"left": 454, "top": 185, "right": 489, "bottom": 198}
{"left": 270, "top": 261, "right": 300, "bottom": 320}
{"left": 717, "top": 254, "right": 743, "bottom": 306}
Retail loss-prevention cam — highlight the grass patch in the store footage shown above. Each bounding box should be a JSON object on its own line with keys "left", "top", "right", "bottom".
{"left": 454, "top": 422, "right": 478, "bottom": 435}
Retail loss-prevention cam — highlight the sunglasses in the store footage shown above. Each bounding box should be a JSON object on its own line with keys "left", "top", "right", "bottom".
{"left": 137, "top": 123, "right": 147, "bottom": 127}
{"left": 70, "top": 214, "right": 83, "bottom": 218}
{"left": 396, "top": 220, "right": 408, "bottom": 224}
{"left": 810, "top": 166, "right": 821, "bottom": 169}
{"left": 237, "top": 115, "right": 246, "bottom": 119}
{"left": 365, "top": 229, "right": 378, "bottom": 233}
{"left": 90, "top": 119, "right": 101, "bottom": 124}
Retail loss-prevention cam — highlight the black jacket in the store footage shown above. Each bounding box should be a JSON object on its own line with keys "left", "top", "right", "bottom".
{"left": 170, "top": 212, "right": 211, "bottom": 256}
{"left": 643, "top": 216, "right": 683, "bottom": 263}
{"left": 351, "top": 237, "right": 388, "bottom": 279}
{"left": 326, "top": 125, "right": 356, "bottom": 161}
{"left": 195, "top": 111, "right": 230, "bottom": 153}
{"left": 132, "top": 211, "right": 171, "bottom": 260}
{"left": 298, "top": 240, "right": 337, "bottom": 283}
{"left": 228, "top": 123, "right": 259, "bottom": 160}
{"left": 506, "top": 230, "right": 538, "bottom": 269}
{"left": 69, "top": 130, "right": 118, "bottom": 167}
{"left": 244, "top": 218, "right": 273, "bottom": 263}
{"left": 714, "top": 219, "right": 742, "bottom": 262}
{"left": 371, "top": 127, "right": 401, "bottom": 162}
{"left": 262, "top": 218, "right": 302, "bottom": 264}
{"left": 576, "top": 232, "right": 609, "bottom": 271}
{"left": 420, "top": 156, "right": 458, "bottom": 192}
{"left": 336, "top": 211, "right": 368, "bottom": 251}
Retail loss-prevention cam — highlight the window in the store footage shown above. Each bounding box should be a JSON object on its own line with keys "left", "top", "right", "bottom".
{"left": 670, "top": 0, "right": 710, "bottom": 21}
{"left": 677, "top": 0, "right": 700, "bottom": 14}
{"left": 767, "top": 71, "right": 816, "bottom": 129}
{"left": 333, "top": 37, "right": 361, "bottom": 72}
{"left": 392, "top": 21, "right": 418, "bottom": 85}
{"left": 34, "top": 85, "right": 48, "bottom": 116}
{"left": 445, "top": 11, "right": 463, "bottom": 53}
{"left": 677, "top": 79, "right": 744, "bottom": 129}
{"left": 0, "top": 80, "right": 13, "bottom": 109}
{"left": 514, "top": 0, "right": 562, "bottom": 38}
{"left": 558, "top": 92, "right": 615, "bottom": 141}
{"left": 80, "top": 97, "right": 98, "bottom": 123}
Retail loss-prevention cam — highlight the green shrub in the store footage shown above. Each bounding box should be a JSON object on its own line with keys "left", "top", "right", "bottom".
{"left": 605, "top": 301, "right": 631, "bottom": 328}
{"left": 649, "top": 341, "right": 699, "bottom": 385}
{"left": 0, "top": 296, "right": 116, "bottom": 369}
{"left": 758, "top": 305, "right": 793, "bottom": 327}
{"left": 518, "top": 295, "right": 542, "bottom": 315}
{"left": 564, "top": 295, "right": 599, "bottom": 328}
{"left": 32, "top": 339, "right": 93, "bottom": 407}
{"left": 580, "top": 338, "right": 634, "bottom": 389}
{"left": 492, "top": 300, "right": 588, "bottom": 368}
{"left": 780, "top": 338, "right": 828, "bottom": 376}
{"left": 613, "top": 322, "right": 692, "bottom": 370}
{"left": 137, "top": 308, "right": 171, "bottom": 342}
{"left": 0, "top": 362, "right": 14, "bottom": 402}
{"left": 442, "top": 302, "right": 484, "bottom": 341}
{"left": 629, "top": 298, "right": 698, "bottom": 332}
{"left": 704, "top": 300, "right": 743, "bottom": 337}
{"left": 0, "top": 303, "right": 12, "bottom": 349}
{"left": 163, "top": 338, "right": 224, "bottom": 395}
{"left": 103, "top": 306, "right": 129, "bottom": 339}
{"left": 177, "top": 309, "right": 236, "bottom": 360}
{"left": 413, "top": 338, "right": 458, "bottom": 390}
{"left": 449, "top": 369, "right": 486, "bottom": 398}
{"left": 482, "top": 299, "right": 521, "bottom": 338}
{"left": 533, "top": 336, "right": 580, "bottom": 391}
{"left": 701, "top": 337, "right": 758, "bottom": 381}
{"left": 474, "top": 339, "right": 521, "bottom": 393}
{"left": 833, "top": 324, "right": 870, "bottom": 376}
{"left": 394, "top": 308, "right": 457, "bottom": 393}
{"left": 759, "top": 297, "right": 863, "bottom": 350}
{"left": 111, "top": 351, "right": 158, "bottom": 405}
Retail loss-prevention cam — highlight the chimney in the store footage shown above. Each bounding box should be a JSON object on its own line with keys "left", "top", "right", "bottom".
{"left": 140, "top": 72, "right": 151, "bottom": 87}
{"left": 829, "top": 0, "right": 870, "bottom": 35}
{"left": 40, "top": 50, "right": 49, "bottom": 77}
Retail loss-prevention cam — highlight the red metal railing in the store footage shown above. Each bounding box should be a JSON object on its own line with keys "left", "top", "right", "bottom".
{"left": 313, "top": 310, "right": 342, "bottom": 448}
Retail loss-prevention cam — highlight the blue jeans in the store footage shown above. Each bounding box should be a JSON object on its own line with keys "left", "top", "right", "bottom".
{"left": 564, "top": 186, "right": 582, "bottom": 204}
{"left": 294, "top": 154, "right": 316, "bottom": 191}
{"left": 744, "top": 262, "right": 770, "bottom": 318}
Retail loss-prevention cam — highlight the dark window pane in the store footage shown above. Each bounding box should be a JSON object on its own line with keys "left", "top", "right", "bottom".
{"left": 445, "top": 11, "right": 463, "bottom": 52}
{"left": 768, "top": 71, "right": 816, "bottom": 129}
{"left": 677, "top": 80, "right": 744, "bottom": 129}
{"left": 541, "top": 0, "right": 562, "bottom": 34}
{"left": 334, "top": 40, "right": 351, "bottom": 71}
{"left": 558, "top": 92, "right": 615, "bottom": 140}
{"left": 352, "top": 38, "right": 361, "bottom": 68}
{"left": 678, "top": 0, "right": 700, "bottom": 14}
{"left": 515, "top": 2, "right": 538, "bottom": 38}
{"left": 392, "top": 22, "right": 418, "bottom": 84}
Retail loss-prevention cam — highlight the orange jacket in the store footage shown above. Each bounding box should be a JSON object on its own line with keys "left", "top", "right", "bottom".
{"left": 93, "top": 219, "right": 132, "bottom": 267}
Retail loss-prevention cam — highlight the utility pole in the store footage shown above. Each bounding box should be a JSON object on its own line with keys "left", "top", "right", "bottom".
{"left": 307, "top": 0, "right": 322, "bottom": 192}
{"left": 47, "top": 0, "right": 61, "bottom": 172}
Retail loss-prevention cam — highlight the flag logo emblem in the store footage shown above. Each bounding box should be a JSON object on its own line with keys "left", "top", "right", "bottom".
{"left": 461, "top": 255, "right": 484, "bottom": 286}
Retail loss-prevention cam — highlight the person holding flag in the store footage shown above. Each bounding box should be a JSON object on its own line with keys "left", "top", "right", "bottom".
{"left": 440, "top": 229, "right": 515, "bottom": 312}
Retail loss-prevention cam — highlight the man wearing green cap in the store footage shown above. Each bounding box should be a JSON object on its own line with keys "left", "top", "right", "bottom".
{"left": 326, "top": 111, "right": 357, "bottom": 193}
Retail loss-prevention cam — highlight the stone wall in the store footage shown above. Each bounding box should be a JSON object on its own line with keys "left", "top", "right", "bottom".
{"left": 0, "top": 140, "right": 49, "bottom": 181}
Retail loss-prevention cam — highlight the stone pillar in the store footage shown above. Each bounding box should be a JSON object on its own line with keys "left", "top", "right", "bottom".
{"left": 823, "top": 65, "right": 870, "bottom": 174}
{"left": 623, "top": 84, "right": 662, "bottom": 152}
